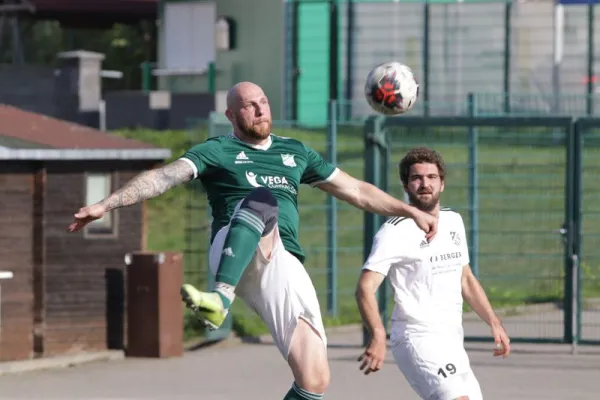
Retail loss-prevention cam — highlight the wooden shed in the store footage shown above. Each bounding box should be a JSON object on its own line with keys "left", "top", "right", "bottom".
{"left": 0, "top": 105, "right": 171, "bottom": 361}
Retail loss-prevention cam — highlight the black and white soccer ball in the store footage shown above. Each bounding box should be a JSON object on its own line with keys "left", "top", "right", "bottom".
{"left": 364, "top": 61, "right": 419, "bottom": 116}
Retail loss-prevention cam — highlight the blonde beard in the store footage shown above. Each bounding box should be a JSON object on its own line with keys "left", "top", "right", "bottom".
{"left": 242, "top": 122, "right": 271, "bottom": 140}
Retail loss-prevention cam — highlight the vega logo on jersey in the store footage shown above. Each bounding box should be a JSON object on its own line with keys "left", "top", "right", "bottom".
{"left": 245, "top": 171, "right": 297, "bottom": 194}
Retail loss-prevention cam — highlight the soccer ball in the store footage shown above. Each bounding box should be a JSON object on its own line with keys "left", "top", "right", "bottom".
{"left": 364, "top": 61, "right": 419, "bottom": 116}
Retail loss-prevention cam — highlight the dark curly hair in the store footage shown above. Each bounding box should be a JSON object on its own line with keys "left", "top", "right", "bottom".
{"left": 399, "top": 147, "right": 446, "bottom": 185}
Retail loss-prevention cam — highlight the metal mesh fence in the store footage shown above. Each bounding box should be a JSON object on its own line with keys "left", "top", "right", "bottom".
{"left": 185, "top": 113, "right": 600, "bottom": 343}
{"left": 381, "top": 118, "right": 570, "bottom": 341}
{"left": 286, "top": 0, "right": 600, "bottom": 122}
{"left": 579, "top": 124, "right": 600, "bottom": 342}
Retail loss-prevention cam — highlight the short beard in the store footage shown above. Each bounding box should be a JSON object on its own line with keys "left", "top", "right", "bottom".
{"left": 239, "top": 119, "right": 272, "bottom": 140}
{"left": 407, "top": 191, "right": 439, "bottom": 212}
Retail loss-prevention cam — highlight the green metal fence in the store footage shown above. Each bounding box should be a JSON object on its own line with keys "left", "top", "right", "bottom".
{"left": 185, "top": 109, "right": 600, "bottom": 346}
{"left": 285, "top": 0, "right": 600, "bottom": 124}
{"left": 363, "top": 115, "right": 600, "bottom": 346}
{"left": 574, "top": 118, "right": 600, "bottom": 344}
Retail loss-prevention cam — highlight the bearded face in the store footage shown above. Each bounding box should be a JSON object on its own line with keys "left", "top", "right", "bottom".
{"left": 225, "top": 83, "right": 273, "bottom": 141}
{"left": 230, "top": 108, "right": 272, "bottom": 140}
{"left": 404, "top": 163, "right": 444, "bottom": 212}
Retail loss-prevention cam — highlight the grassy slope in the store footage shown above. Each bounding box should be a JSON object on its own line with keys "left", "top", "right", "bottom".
{"left": 114, "top": 125, "right": 600, "bottom": 339}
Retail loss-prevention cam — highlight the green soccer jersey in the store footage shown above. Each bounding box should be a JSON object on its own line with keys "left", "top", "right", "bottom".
{"left": 180, "top": 134, "right": 339, "bottom": 263}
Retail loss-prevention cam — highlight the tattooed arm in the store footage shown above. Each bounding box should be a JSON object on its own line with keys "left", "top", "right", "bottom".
{"left": 100, "top": 159, "right": 194, "bottom": 211}
{"left": 67, "top": 159, "right": 195, "bottom": 232}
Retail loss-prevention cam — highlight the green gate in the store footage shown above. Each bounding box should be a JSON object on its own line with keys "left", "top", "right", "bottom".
{"left": 286, "top": 0, "right": 344, "bottom": 126}
{"left": 574, "top": 118, "right": 600, "bottom": 345}
{"left": 363, "top": 115, "right": 585, "bottom": 345}
{"left": 296, "top": 1, "right": 330, "bottom": 126}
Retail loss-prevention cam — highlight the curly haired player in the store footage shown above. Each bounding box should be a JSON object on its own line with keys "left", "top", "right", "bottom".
{"left": 356, "top": 147, "right": 510, "bottom": 400}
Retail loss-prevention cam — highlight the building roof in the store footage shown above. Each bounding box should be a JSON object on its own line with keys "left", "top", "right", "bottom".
{"left": 25, "top": 0, "right": 157, "bottom": 25}
{"left": 0, "top": 105, "right": 171, "bottom": 161}
{"left": 32, "top": 0, "right": 157, "bottom": 15}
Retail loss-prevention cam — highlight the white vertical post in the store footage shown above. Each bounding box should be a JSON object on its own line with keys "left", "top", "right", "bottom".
{"left": 99, "top": 99, "right": 106, "bottom": 131}
{"left": 455, "top": 0, "right": 464, "bottom": 115}
{"left": 553, "top": 1, "right": 564, "bottom": 113}
{"left": 0, "top": 271, "right": 14, "bottom": 334}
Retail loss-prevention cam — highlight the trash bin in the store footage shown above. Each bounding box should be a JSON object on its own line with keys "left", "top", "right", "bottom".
{"left": 125, "top": 252, "right": 184, "bottom": 358}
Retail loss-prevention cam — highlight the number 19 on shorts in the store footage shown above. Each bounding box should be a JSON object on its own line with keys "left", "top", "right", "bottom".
{"left": 437, "top": 363, "right": 457, "bottom": 379}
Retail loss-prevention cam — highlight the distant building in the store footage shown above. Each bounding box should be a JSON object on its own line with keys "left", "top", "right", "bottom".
{"left": 0, "top": 105, "right": 171, "bottom": 361}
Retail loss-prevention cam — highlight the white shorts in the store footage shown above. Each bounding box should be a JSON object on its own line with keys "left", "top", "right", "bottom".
{"left": 209, "top": 222, "right": 327, "bottom": 360}
{"left": 391, "top": 332, "right": 482, "bottom": 400}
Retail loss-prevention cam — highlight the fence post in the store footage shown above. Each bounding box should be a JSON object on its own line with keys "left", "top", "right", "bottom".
{"left": 467, "top": 93, "right": 479, "bottom": 277}
{"left": 344, "top": 0, "right": 355, "bottom": 121}
{"left": 329, "top": 0, "right": 339, "bottom": 103}
{"left": 204, "top": 114, "right": 232, "bottom": 341}
{"left": 586, "top": 4, "right": 594, "bottom": 115}
{"left": 362, "top": 115, "right": 386, "bottom": 346}
{"left": 563, "top": 118, "right": 576, "bottom": 344}
{"left": 422, "top": 2, "right": 430, "bottom": 116}
{"left": 327, "top": 100, "right": 338, "bottom": 317}
{"left": 141, "top": 61, "right": 153, "bottom": 92}
{"left": 565, "top": 119, "right": 582, "bottom": 348}
{"left": 573, "top": 119, "right": 583, "bottom": 349}
{"left": 288, "top": 0, "right": 299, "bottom": 121}
{"left": 503, "top": 1, "right": 512, "bottom": 114}
{"left": 378, "top": 126, "right": 391, "bottom": 328}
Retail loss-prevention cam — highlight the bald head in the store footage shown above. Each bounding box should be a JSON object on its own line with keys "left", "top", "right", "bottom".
{"left": 225, "top": 81, "right": 272, "bottom": 142}
{"left": 226, "top": 81, "right": 265, "bottom": 109}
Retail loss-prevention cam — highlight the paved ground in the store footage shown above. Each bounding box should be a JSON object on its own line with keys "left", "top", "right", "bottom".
{"left": 0, "top": 326, "right": 598, "bottom": 400}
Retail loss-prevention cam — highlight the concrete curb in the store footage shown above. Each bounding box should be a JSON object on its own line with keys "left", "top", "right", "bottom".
{"left": 0, "top": 350, "right": 125, "bottom": 376}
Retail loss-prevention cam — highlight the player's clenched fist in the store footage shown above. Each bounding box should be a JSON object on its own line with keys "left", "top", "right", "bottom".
{"left": 410, "top": 207, "right": 438, "bottom": 241}
{"left": 68, "top": 203, "right": 107, "bottom": 232}
{"left": 358, "top": 333, "right": 387, "bottom": 375}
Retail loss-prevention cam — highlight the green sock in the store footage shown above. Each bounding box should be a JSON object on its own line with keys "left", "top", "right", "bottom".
{"left": 282, "top": 383, "right": 323, "bottom": 400}
{"left": 214, "top": 209, "right": 264, "bottom": 309}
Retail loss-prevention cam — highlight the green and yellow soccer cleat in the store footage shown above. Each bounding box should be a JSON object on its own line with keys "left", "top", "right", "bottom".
{"left": 180, "top": 284, "right": 228, "bottom": 330}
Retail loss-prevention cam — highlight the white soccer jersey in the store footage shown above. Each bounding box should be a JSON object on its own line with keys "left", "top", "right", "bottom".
{"left": 362, "top": 208, "right": 470, "bottom": 334}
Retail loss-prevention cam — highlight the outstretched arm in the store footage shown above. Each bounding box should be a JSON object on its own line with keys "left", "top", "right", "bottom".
{"left": 101, "top": 159, "right": 194, "bottom": 211}
{"left": 317, "top": 169, "right": 437, "bottom": 240}
{"left": 68, "top": 159, "right": 195, "bottom": 232}
{"left": 318, "top": 170, "right": 413, "bottom": 216}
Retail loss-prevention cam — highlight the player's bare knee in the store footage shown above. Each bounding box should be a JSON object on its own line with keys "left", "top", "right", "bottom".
{"left": 239, "top": 187, "right": 278, "bottom": 236}
{"left": 291, "top": 360, "right": 330, "bottom": 394}
{"left": 288, "top": 320, "right": 330, "bottom": 394}
{"left": 298, "top": 367, "right": 330, "bottom": 394}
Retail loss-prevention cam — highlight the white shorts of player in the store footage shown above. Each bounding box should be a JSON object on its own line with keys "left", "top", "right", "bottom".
{"left": 208, "top": 219, "right": 328, "bottom": 361}
{"left": 390, "top": 329, "right": 482, "bottom": 400}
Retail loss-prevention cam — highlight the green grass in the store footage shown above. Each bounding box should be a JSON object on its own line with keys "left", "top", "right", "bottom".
{"left": 113, "top": 123, "right": 600, "bottom": 341}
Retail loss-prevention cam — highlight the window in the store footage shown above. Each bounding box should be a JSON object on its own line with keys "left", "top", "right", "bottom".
{"left": 163, "top": 2, "right": 216, "bottom": 72}
{"left": 85, "top": 173, "right": 117, "bottom": 236}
